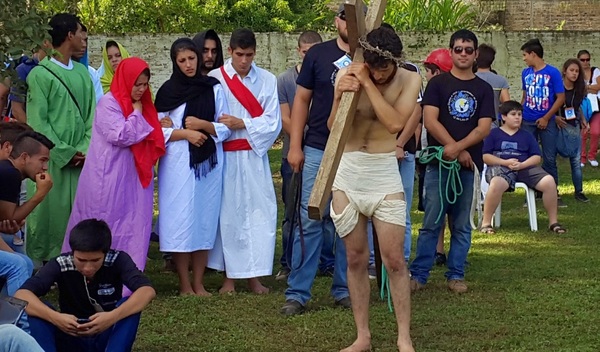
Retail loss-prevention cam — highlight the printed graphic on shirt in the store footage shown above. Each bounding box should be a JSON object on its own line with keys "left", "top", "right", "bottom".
{"left": 448, "top": 90, "right": 477, "bottom": 121}
{"left": 330, "top": 54, "right": 350, "bottom": 86}
{"left": 524, "top": 73, "right": 551, "bottom": 111}
{"left": 497, "top": 141, "right": 520, "bottom": 159}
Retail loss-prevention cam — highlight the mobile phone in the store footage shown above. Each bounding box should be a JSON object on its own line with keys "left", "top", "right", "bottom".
{"left": 77, "top": 318, "right": 91, "bottom": 324}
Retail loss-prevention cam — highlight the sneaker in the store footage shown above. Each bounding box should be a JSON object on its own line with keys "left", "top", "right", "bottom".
{"left": 409, "top": 278, "right": 424, "bottom": 293}
{"left": 280, "top": 299, "right": 305, "bottom": 316}
{"left": 275, "top": 267, "right": 290, "bottom": 281}
{"left": 447, "top": 279, "right": 468, "bottom": 293}
{"left": 581, "top": 163, "right": 585, "bottom": 168}
{"left": 368, "top": 265, "right": 377, "bottom": 280}
{"left": 557, "top": 197, "right": 567, "bottom": 208}
{"left": 434, "top": 252, "right": 447, "bottom": 266}
{"left": 590, "top": 160, "right": 599, "bottom": 167}
{"left": 334, "top": 296, "right": 352, "bottom": 309}
{"left": 319, "top": 267, "right": 334, "bottom": 277}
{"left": 575, "top": 192, "right": 590, "bottom": 203}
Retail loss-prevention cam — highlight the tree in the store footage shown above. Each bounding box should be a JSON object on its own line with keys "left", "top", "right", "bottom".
{"left": 0, "top": 1, "right": 50, "bottom": 101}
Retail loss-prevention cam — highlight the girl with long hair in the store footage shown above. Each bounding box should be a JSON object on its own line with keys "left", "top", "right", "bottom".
{"left": 556, "top": 58, "right": 590, "bottom": 203}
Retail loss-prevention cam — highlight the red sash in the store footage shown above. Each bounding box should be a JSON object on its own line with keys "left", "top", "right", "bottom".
{"left": 220, "top": 66, "right": 264, "bottom": 152}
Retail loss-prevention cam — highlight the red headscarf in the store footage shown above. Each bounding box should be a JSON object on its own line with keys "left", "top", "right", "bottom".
{"left": 110, "top": 57, "right": 165, "bottom": 188}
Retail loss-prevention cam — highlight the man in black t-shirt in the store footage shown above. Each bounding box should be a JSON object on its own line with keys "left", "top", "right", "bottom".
{"left": 282, "top": 4, "right": 355, "bottom": 316}
{"left": 16, "top": 219, "right": 155, "bottom": 352}
{"left": 409, "top": 29, "right": 495, "bottom": 294}
{"left": 0, "top": 130, "right": 53, "bottom": 297}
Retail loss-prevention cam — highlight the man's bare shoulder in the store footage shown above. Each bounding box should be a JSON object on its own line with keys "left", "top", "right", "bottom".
{"left": 397, "top": 67, "right": 422, "bottom": 86}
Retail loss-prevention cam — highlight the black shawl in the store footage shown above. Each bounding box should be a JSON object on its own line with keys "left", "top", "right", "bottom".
{"left": 155, "top": 37, "right": 220, "bottom": 178}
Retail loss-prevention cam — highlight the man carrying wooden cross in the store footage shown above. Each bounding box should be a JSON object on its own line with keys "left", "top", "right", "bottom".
{"left": 328, "top": 26, "right": 420, "bottom": 352}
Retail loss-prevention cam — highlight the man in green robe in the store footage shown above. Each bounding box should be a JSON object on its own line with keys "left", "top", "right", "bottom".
{"left": 26, "top": 14, "right": 95, "bottom": 263}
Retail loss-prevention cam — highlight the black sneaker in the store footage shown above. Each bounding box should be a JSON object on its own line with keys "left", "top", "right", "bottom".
{"left": 280, "top": 299, "right": 305, "bottom": 316}
{"left": 557, "top": 197, "right": 567, "bottom": 208}
{"left": 318, "top": 267, "right": 334, "bottom": 277}
{"left": 334, "top": 296, "right": 352, "bottom": 309}
{"left": 275, "top": 267, "right": 291, "bottom": 281}
{"left": 434, "top": 252, "right": 447, "bottom": 266}
{"left": 575, "top": 192, "right": 590, "bottom": 203}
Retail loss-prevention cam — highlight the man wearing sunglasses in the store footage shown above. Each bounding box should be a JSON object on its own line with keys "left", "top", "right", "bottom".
{"left": 410, "top": 29, "right": 495, "bottom": 294}
{"left": 15, "top": 219, "right": 155, "bottom": 352}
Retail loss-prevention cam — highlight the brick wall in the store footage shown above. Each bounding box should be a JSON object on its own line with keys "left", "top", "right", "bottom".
{"left": 88, "top": 31, "right": 600, "bottom": 95}
{"left": 482, "top": 0, "right": 600, "bottom": 30}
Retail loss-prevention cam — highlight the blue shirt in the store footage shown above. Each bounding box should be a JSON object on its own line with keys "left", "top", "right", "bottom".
{"left": 8, "top": 57, "right": 39, "bottom": 103}
{"left": 482, "top": 128, "right": 541, "bottom": 163}
{"left": 521, "top": 64, "right": 564, "bottom": 122}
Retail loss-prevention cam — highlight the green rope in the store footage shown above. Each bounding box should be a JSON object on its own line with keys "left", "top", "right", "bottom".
{"left": 418, "top": 146, "right": 463, "bottom": 224}
{"left": 380, "top": 266, "right": 393, "bottom": 312}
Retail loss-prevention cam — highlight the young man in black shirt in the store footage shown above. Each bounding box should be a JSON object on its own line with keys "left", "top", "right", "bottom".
{"left": 15, "top": 219, "right": 156, "bottom": 352}
{"left": 0, "top": 130, "right": 53, "bottom": 297}
{"left": 282, "top": 4, "right": 354, "bottom": 316}
{"left": 409, "top": 29, "right": 495, "bottom": 294}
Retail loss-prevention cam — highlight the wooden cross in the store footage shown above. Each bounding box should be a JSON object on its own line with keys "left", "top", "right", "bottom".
{"left": 307, "top": 0, "right": 387, "bottom": 219}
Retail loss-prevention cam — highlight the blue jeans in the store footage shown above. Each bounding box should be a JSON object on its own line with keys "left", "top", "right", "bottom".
{"left": 285, "top": 146, "right": 348, "bottom": 305}
{"left": 1, "top": 233, "right": 26, "bottom": 254}
{"left": 0, "top": 324, "right": 43, "bottom": 352}
{"left": 0, "top": 250, "right": 33, "bottom": 296}
{"left": 29, "top": 298, "right": 141, "bottom": 352}
{"left": 367, "top": 152, "right": 415, "bottom": 264}
{"left": 521, "top": 119, "right": 559, "bottom": 185}
{"left": 410, "top": 165, "right": 474, "bottom": 284}
{"left": 566, "top": 126, "right": 583, "bottom": 194}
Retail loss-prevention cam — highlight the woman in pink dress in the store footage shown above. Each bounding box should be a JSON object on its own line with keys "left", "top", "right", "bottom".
{"left": 62, "top": 57, "right": 165, "bottom": 272}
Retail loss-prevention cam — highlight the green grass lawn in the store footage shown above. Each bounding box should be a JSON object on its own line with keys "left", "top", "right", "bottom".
{"left": 134, "top": 147, "right": 600, "bottom": 351}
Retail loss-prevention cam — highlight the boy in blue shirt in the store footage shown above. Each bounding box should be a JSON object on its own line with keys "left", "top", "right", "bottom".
{"left": 480, "top": 101, "right": 566, "bottom": 234}
{"left": 520, "top": 38, "right": 566, "bottom": 206}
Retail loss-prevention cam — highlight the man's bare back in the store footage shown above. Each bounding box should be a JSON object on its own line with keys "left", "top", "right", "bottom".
{"left": 333, "top": 66, "right": 421, "bottom": 154}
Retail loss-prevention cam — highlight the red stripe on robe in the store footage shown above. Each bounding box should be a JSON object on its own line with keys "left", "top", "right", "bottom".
{"left": 220, "top": 66, "right": 265, "bottom": 152}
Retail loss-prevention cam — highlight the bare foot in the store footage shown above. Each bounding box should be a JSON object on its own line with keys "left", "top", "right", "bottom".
{"left": 193, "top": 286, "right": 212, "bottom": 297}
{"left": 248, "top": 278, "right": 269, "bottom": 294}
{"left": 219, "top": 279, "right": 235, "bottom": 294}
{"left": 340, "top": 338, "right": 371, "bottom": 352}
{"left": 179, "top": 289, "right": 195, "bottom": 296}
{"left": 397, "top": 339, "right": 414, "bottom": 352}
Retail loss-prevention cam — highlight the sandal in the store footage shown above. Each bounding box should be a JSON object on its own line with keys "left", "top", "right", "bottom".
{"left": 480, "top": 225, "right": 495, "bottom": 234}
{"left": 549, "top": 223, "right": 567, "bottom": 234}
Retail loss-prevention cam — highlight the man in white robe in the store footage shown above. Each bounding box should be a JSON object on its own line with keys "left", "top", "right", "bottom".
{"left": 207, "top": 28, "right": 281, "bottom": 294}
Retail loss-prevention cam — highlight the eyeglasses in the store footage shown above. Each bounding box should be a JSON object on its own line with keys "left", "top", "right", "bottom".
{"left": 83, "top": 277, "right": 105, "bottom": 313}
{"left": 452, "top": 46, "right": 475, "bottom": 55}
{"left": 580, "top": 58, "right": 591, "bottom": 62}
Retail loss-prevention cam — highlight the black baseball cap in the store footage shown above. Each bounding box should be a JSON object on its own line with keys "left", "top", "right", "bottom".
{"left": 337, "top": 2, "right": 368, "bottom": 20}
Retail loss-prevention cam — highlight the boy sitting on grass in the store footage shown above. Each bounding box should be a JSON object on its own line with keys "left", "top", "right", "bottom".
{"left": 15, "top": 219, "right": 155, "bottom": 352}
{"left": 480, "top": 101, "right": 566, "bottom": 234}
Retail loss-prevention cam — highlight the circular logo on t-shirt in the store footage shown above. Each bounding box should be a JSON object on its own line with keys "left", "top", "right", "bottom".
{"left": 447, "top": 90, "right": 477, "bottom": 121}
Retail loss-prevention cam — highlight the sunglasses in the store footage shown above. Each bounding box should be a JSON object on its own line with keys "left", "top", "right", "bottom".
{"left": 453, "top": 46, "right": 475, "bottom": 55}
{"left": 580, "top": 58, "right": 591, "bottom": 62}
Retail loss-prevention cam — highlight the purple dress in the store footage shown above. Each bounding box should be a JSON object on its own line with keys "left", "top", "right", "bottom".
{"left": 62, "top": 92, "right": 155, "bottom": 271}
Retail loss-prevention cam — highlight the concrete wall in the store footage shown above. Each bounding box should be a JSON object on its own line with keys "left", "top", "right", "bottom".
{"left": 88, "top": 31, "right": 600, "bottom": 95}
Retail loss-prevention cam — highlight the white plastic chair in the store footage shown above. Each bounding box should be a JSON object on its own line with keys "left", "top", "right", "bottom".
{"left": 492, "top": 182, "right": 538, "bottom": 231}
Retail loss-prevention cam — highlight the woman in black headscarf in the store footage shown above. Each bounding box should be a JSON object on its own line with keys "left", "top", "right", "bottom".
{"left": 193, "top": 29, "right": 225, "bottom": 75}
{"left": 155, "top": 38, "right": 231, "bottom": 296}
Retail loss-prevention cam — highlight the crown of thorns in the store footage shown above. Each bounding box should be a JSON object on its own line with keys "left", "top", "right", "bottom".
{"left": 358, "top": 36, "right": 405, "bottom": 65}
